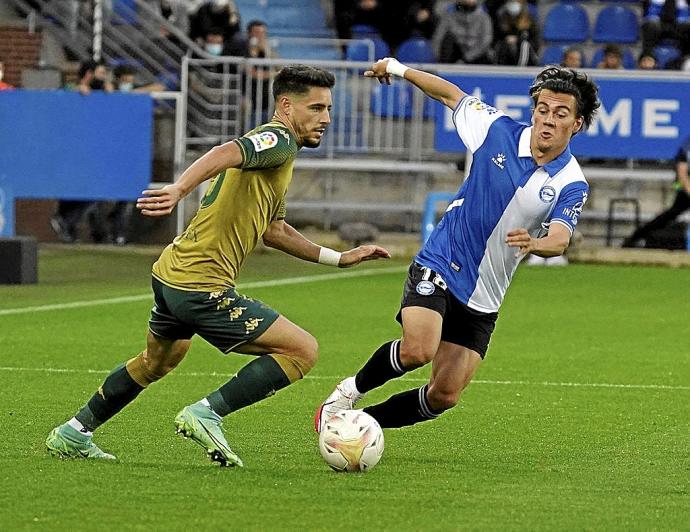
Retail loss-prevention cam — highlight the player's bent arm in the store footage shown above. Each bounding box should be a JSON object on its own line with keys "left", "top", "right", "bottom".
{"left": 262, "top": 220, "right": 322, "bottom": 263}
{"left": 364, "top": 58, "right": 465, "bottom": 110}
{"left": 402, "top": 67, "right": 465, "bottom": 110}
{"left": 137, "top": 141, "right": 243, "bottom": 216}
{"left": 506, "top": 223, "right": 571, "bottom": 258}
{"left": 263, "top": 220, "right": 391, "bottom": 267}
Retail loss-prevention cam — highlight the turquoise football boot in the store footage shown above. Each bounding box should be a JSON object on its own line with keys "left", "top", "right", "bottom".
{"left": 46, "top": 424, "right": 116, "bottom": 460}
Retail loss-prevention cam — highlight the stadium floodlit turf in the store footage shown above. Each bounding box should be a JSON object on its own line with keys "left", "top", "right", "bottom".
{"left": 0, "top": 247, "right": 688, "bottom": 530}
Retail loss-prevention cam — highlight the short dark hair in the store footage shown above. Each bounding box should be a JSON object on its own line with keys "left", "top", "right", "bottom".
{"left": 247, "top": 19, "right": 267, "bottom": 32}
{"left": 272, "top": 65, "right": 335, "bottom": 100}
{"left": 78, "top": 60, "right": 98, "bottom": 79}
{"left": 603, "top": 44, "right": 622, "bottom": 57}
{"left": 529, "top": 65, "right": 600, "bottom": 131}
{"left": 113, "top": 65, "right": 136, "bottom": 79}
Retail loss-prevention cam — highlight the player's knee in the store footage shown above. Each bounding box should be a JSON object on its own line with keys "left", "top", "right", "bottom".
{"left": 298, "top": 335, "right": 319, "bottom": 373}
{"left": 399, "top": 341, "right": 435, "bottom": 369}
{"left": 127, "top": 350, "right": 178, "bottom": 385}
{"left": 426, "top": 386, "right": 459, "bottom": 412}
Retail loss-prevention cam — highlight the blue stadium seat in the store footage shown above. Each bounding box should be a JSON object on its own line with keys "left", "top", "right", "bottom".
{"left": 112, "top": 0, "right": 138, "bottom": 25}
{"left": 350, "top": 24, "right": 380, "bottom": 38}
{"left": 593, "top": 6, "right": 639, "bottom": 43}
{"left": 540, "top": 45, "right": 568, "bottom": 66}
{"left": 543, "top": 4, "right": 589, "bottom": 43}
{"left": 346, "top": 38, "right": 389, "bottom": 63}
{"left": 396, "top": 37, "right": 435, "bottom": 63}
{"left": 653, "top": 45, "right": 681, "bottom": 69}
{"left": 590, "top": 46, "right": 636, "bottom": 69}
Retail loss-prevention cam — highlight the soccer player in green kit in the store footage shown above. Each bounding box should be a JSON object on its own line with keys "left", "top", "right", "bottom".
{"left": 46, "top": 65, "right": 390, "bottom": 467}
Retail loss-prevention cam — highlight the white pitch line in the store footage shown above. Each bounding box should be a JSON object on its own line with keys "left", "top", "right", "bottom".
{"left": 0, "top": 266, "right": 407, "bottom": 317}
{"left": 0, "top": 366, "right": 688, "bottom": 391}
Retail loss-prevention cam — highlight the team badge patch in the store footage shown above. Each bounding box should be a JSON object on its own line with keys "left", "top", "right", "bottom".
{"left": 248, "top": 131, "right": 278, "bottom": 152}
{"left": 539, "top": 185, "right": 556, "bottom": 203}
{"left": 415, "top": 280, "right": 435, "bottom": 296}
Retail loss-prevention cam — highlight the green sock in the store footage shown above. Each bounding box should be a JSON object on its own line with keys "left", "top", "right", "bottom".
{"left": 207, "top": 356, "right": 291, "bottom": 417}
{"left": 75, "top": 363, "right": 144, "bottom": 431}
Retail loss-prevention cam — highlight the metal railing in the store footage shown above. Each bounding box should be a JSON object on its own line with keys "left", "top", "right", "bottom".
{"left": 182, "top": 56, "right": 437, "bottom": 160}
{"left": 9, "top": 0, "right": 207, "bottom": 89}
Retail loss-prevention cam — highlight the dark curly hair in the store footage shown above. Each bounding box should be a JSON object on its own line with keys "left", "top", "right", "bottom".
{"left": 272, "top": 65, "right": 335, "bottom": 100}
{"left": 529, "top": 66, "right": 600, "bottom": 133}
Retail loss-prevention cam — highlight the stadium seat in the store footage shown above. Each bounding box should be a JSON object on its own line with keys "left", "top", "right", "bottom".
{"left": 593, "top": 6, "right": 639, "bottom": 43}
{"left": 653, "top": 45, "right": 681, "bottom": 69}
{"left": 396, "top": 37, "right": 435, "bottom": 63}
{"left": 346, "top": 38, "right": 389, "bottom": 63}
{"left": 590, "top": 46, "right": 636, "bottom": 69}
{"left": 350, "top": 24, "right": 380, "bottom": 38}
{"left": 543, "top": 4, "right": 589, "bottom": 43}
{"left": 540, "top": 45, "right": 568, "bottom": 66}
{"left": 111, "top": 0, "right": 138, "bottom": 25}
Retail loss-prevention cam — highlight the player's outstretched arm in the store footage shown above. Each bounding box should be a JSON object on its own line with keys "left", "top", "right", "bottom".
{"left": 263, "top": 220, "right": 390, "bottom": 267}
{"left": 505, "top": 224, "right": 571, "bottom": 258}
{"left": 364, "top": 58, "right": 465, "bottom": 110}
{"left": 136, "top": 140, "right": 244, "bottom": 217}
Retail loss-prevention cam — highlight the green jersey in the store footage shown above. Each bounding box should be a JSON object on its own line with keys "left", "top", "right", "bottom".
{"left": 153, "top": 121, "right": 299, "bottom": 291}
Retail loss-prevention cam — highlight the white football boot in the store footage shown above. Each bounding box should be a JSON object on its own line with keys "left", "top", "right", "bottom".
{"left": 315, "top": 376, "right": 364, "bottom": 433}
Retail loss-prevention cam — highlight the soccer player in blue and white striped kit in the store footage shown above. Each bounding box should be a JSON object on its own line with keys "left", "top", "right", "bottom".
{"left": 316, "top": 59, "right": 600, "bottom": 432}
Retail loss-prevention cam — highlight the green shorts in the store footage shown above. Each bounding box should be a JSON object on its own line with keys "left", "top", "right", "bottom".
{"left": 149, "top": 277, "right": 280, "bottom": 353}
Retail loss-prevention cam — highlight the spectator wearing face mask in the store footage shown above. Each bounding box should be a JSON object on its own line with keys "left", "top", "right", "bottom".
{"left": 75, "top": 60, "right": 114, "bottom": 96}
{"left": 0, "top": 61, "right": 14, "bottom": 91}
{"left": 493, "top": 0, "right": 539, "bottom": 66}
{"left": 432, "top": 0, "right": 494, "bottom": 64}
{"left": 113, "top": 65, "right": 165, "bottom": 93}
{"left": 189, "top": 0, "right": 241, "bottom": 46}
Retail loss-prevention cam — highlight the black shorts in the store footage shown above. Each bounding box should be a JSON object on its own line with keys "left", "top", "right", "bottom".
{"left": 149, "top": 277, "right": 280, "bottom": 353}
{"left": 395, "top": 262, "right": 498, "bottom": 358}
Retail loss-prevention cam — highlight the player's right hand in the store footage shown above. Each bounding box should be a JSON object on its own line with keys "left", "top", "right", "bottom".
{"left": 364, "top": 58, "right": 392, "bottom": 85}
{"left": 136, "top": 184, "right": 183, "bottom": 217}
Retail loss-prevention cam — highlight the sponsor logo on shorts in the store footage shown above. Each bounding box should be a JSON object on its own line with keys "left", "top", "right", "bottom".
{"left": 248, "top": 131, "right": 278, "bottom": 152}
{"left": 416, "top": 280, "right": 435, "bottom": 296}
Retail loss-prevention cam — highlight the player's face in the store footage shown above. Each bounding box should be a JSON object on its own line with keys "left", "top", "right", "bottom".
{"left": 289, "top": 87, "right": 332, "bottom": 148}
{"left": 531, "top": 89, "right": 583, "bottom": 155}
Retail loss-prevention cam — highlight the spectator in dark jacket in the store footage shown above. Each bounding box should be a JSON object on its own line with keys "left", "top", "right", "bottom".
{"left": 432, "top": 0, "right": 493, "bottom": 64}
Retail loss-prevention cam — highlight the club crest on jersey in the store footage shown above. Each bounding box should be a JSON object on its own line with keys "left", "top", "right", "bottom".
{"left": 491, "top": 152, "right": 506, "bottom": 169}
{"left": 248, "top": 131, "right": 278, "bottom": 152}
{"left": 539, "top": 185, "right": 556, "bottom": 203}
{"left": 416, "top": 280, "right": 435, "bottom": 296}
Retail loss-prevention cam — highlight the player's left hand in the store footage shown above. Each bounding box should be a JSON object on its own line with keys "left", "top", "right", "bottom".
{"left": 136, "top": 184, "right": 183, "bottom": 217}
{"left": 505, "top": 228, "right": 535, "bottom": 257}
{"left": 339, "top": 245, "right": 391, "bottom": 268}
{"left": 363, "top": 58, "right": 392, "bottom": 85}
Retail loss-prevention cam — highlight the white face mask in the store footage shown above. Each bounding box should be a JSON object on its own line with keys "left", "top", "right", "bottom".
{"left": 119, "top": 82, "right": 133, "bottom": 92}
{"left": 205, "top": 43, "right": 223, "bottom": 56}
{"left": 505, "top": 1, "right": 521, "bottom": 16}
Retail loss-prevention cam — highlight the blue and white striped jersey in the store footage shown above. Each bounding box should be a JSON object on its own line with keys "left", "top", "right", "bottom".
{"left": 416, "top": 95, "right": 589, "bottom": 313}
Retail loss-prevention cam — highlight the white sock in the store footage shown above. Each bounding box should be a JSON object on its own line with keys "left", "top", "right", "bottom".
{"left": 200, "top": 398, "right": 211, "bottom": 408}
{"left": 67, "top": 417, "right": 93, "bottom": 436}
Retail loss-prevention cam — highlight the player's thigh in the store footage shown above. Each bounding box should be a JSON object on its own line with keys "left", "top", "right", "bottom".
{"left": 233, "top": 315, "right": 317, "bottom": 359}
{"left": 400, "top": 306, "right": 443, "bottom": 358}
{"left": 427, "top": 342, "right": 482, "bottom": 407}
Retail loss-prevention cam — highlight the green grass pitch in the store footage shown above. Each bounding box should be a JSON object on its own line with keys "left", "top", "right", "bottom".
{"left": 0, "top": 247, "right": 688, "bottom": 530}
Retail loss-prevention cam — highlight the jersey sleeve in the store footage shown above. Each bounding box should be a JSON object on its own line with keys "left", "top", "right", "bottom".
{"left": 452, "top": 95, "right": 506, "bottom": 153}
{"left": 546, "top": 181, "right": 589, "bottom": 235}
{"left": 234, "top": 126, "right": 297, "bottom": 169}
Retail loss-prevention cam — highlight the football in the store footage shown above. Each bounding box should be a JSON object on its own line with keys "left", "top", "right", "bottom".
{"left": 318, "top": 410, "right": 384, "bottom": 472}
